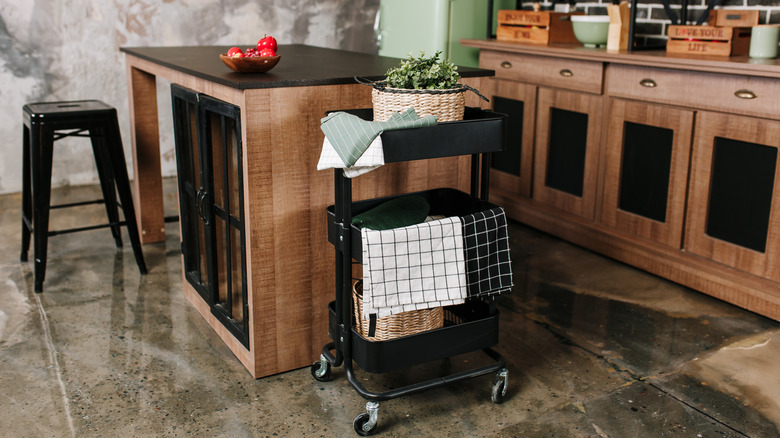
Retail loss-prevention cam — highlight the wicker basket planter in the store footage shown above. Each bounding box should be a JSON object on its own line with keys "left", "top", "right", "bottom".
{"left": 371, "top": 85, "right": 467, "bottom": 122}
{"left": 353, "top": 281, "right": 444, "bottom": 341}
{"left": 357, "top": 77, "right": 487, "bottom": 122}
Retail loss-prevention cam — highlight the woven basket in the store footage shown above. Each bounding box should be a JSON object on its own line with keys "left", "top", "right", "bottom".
{"left": 353, "top": 281, "right": 444, "bottom": 341}
{"left": 371, "top": 87, "right": 466, "bottom": 122}
{"left": 356, "top": 76, "right": 488, "bottom": 122}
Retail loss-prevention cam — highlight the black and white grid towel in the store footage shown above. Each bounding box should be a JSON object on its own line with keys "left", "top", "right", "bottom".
{"left": 360, "top": 217, "right": 466, "bottom": 319}
{"left": 461, "top": 207, "right": 513, "bottom": 298}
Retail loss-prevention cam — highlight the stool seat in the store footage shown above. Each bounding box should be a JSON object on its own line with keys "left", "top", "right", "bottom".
{"left": 24, "top": 100, "right": 114, "bottom": 117}
{"left": 21, "top": 100, "right": 147, "bottom": 292}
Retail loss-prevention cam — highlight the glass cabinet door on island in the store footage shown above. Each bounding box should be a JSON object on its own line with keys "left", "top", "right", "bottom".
{"left": 171, "top": 85, "right": 249, "bottom": 348}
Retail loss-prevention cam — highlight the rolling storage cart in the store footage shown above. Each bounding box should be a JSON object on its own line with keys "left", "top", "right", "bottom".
{"left": 312, "top": 107, "right": 510, "bottom": 436}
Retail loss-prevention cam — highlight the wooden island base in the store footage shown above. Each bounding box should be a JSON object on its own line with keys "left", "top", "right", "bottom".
{"left": 123, "top": 45, "right": 489, "bottom": 378}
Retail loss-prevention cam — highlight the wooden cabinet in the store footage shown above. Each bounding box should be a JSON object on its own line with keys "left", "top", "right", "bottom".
{"left": 685, "top": 111, "right": 780, "bottom": 281}
{"left": 481, "top": 51, "right": 604, "bottom": 219}
{"left": 171, "top": 85, "right": 249, "bottom": 347}
{"left": 600, "top": 99, "right": 693, "bottom": 248}
{"left": 533, "top": 88, "right": 602, "bottom": 220}
{"left": 463, "top": 39, "right": 780, "bottom": 321}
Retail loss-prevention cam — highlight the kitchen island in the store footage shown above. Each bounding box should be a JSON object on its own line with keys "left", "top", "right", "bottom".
{"left": 121, "top": 44, "right": 491, "bottom": 378}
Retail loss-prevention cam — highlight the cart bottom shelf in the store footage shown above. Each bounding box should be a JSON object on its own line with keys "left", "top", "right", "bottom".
{"left": 328, "top": 299, "right": 499, "bottom": 374}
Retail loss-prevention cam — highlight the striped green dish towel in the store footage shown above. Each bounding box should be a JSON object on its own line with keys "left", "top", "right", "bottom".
{"left": 320, "top": 108, "right": 437, "bottom": 168}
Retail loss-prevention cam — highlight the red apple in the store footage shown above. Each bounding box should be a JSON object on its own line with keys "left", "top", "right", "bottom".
{"left": 227, "top": 47, "right": 243, "bottom": 58}
{"left": 257, "top": 35, "right": 277, "bottom": 53}
{"left": 259, "top": 48, "right": 276, "bottom": 57}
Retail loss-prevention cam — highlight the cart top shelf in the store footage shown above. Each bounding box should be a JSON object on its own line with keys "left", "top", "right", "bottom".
{"left": 335, "top": 107, "right": 507, "bottom": 163}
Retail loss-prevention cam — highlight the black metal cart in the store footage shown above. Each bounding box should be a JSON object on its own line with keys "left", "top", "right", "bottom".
{"left": 311, "top": 107, "right": 510, "bottom": 436}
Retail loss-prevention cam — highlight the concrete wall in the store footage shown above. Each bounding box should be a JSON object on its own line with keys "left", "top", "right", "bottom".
{"left": 0, "top": 0, "right": 379, "bottom": 195}
{"left": 4, "top": 1, "right": 780, "bottom": 195}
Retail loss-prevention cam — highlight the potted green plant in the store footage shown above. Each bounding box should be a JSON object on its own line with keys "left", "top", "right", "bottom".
{"left": 357, "top": 51, "right": 486, "bottom": 122}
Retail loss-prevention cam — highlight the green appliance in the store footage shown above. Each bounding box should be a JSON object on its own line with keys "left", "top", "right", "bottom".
{"left": 376, "top": 0, "right": 517, "bottom": 68}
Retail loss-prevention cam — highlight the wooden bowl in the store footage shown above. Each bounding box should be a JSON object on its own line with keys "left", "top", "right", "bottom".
{"left": 219, "top": 54, "right": 281, "bottom": 73}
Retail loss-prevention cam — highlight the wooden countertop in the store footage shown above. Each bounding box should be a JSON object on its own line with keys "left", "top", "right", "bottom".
{"left": 460, "top": 38, "right": 780, "bottom": 79}
{"left": 121, "top": 44, "right": 493, "bottom": 90}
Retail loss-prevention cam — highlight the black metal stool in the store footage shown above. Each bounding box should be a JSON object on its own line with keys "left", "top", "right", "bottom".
{"left": 21, "top": 100, "right": 147, "bottom": 292}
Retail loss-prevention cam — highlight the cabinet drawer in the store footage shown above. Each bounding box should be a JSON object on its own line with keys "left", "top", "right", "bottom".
{"left": 606, "top": 64, "right": 780, "bottom": 120}
{"left": 481, "top": 50, "right": 604, "bottom": 94}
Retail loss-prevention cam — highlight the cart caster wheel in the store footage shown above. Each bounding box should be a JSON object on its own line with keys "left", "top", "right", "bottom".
{"left": 310, "top": 357, "right": 332, "bottom": 382}
{"left": 491, "top": 368, "right": 508, "bottom": 404}
{"left": 491, "top": 380, "right": 506, "bottom": 404}
{"left": 353, "top": 413, "right": 376, "bottom": 436}
{"left": 354, "top": 401, "right": 379, "bottom": 436}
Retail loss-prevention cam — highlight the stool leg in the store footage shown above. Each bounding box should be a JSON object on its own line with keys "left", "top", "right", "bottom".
{"left": 32, "top": 126, "right": 54, "bottom": 292}
{"left": 105, "top": 116, "right": 147, "bottom": 274}
{"left": 21, "top": 125, "right": 32, "bottom": 262}
{"left": 91, "top": 127, "right": 123, "bottom": 248}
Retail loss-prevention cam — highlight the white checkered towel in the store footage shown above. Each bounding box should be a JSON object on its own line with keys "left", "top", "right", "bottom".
{"left": 360, "top": 217, "right": 467, "bottom": 319}
{"left": 317, "top": 135, "right": 385, "bottom": 178}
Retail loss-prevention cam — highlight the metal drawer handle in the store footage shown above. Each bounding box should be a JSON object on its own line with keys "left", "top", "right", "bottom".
{"left": 559, "top": 69, "right": 573, "bottom": 77}
{"left": 639, "top": 78, "right": 657, "bottom": 88}
{"left": 501, "top": 61, "right": 512, "bottom": 69}
{"left": 734, "top": 89, "right": 757, "bottom": 100}
{"left": 197, "top": 188, "right": 211, "bottom": 226}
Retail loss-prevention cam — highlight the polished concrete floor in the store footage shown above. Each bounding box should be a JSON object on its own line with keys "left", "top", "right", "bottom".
{"left": 2, "top": 179, "right": 780, "bottom": 437}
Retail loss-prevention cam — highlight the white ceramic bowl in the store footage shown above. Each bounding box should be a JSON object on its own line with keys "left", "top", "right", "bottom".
{"left": 571, "top": 15, "right": 610, "bottom": 47}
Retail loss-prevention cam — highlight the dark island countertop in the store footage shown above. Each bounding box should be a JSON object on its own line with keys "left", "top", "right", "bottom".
{"left": 121, "top": 44, "right": 494, "bottom": 90}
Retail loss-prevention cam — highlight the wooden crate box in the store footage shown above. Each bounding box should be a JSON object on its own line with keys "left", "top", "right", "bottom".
{"left": 496, "top": 10, "right": 581, "bottom": 45}
{"left": 666, "top": 25, "right": 751, "bottom": 57}
{"left": 708, "top": 9, "right": 759, "bottom": 28}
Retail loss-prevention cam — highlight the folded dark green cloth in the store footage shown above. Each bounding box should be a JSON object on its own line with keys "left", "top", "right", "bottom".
{"left": 352, "top": 195, "right": 430, "bottom": 230}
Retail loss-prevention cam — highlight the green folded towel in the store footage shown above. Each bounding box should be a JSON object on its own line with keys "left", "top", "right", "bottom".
{"left": 352, "top": 195, "right": 430, "bottom": 230}
{"left": 320, "top": 108, "right": 437, "bottom": 168}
